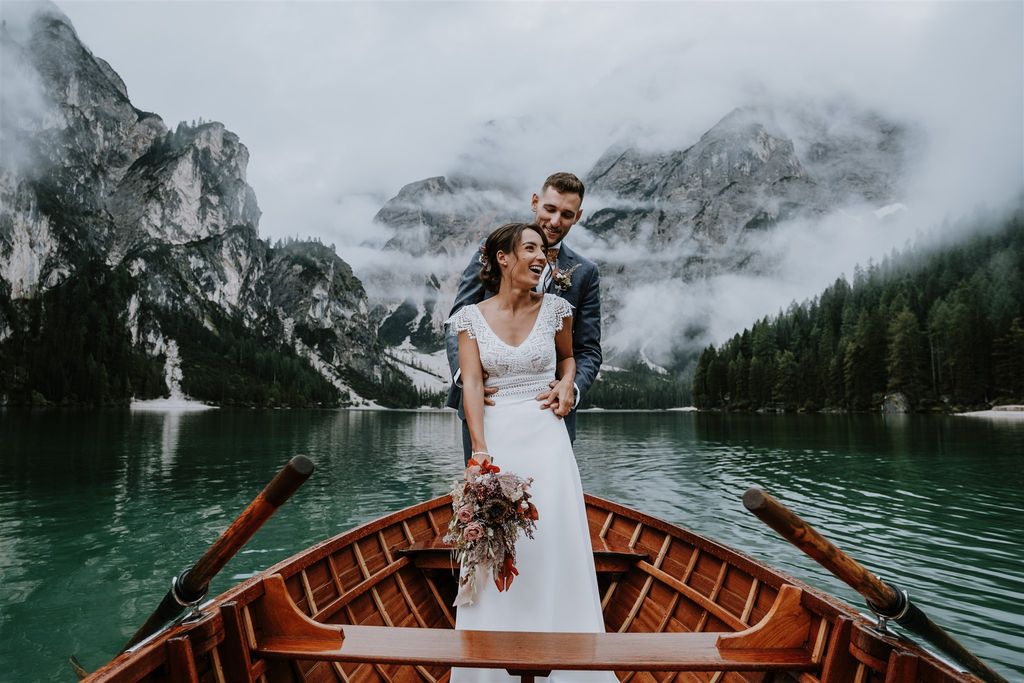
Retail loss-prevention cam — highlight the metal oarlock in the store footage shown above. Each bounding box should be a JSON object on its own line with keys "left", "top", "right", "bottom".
{"left": 170, "top": 571, "right": 208, "bottom": 621}
{"left": 865, "top": 578, "right": 911, "bottom": 633}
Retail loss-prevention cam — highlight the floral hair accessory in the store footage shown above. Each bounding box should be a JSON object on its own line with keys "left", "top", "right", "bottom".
{"left": 445, "top": 460, "right": 538, "bottom": 606}
{"left": 478, "top": 243, "right": 487, "bottom": 266}
{"left": 553, "top": 263, "right": 581, "bottom": 293}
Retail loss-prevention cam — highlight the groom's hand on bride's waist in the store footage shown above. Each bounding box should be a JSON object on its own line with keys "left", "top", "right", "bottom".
{"left": 481, "top": 369, "right": 497, "bottom": 406}
{"left": 536, "top": 379, "right": 575, "bottom": 418}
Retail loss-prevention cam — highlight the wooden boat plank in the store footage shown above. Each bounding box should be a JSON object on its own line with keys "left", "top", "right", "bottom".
{"left": 886, "top": 653, "right": 921, "bottom": 683}
{"left": 330, "top": 660, "right": 352, "bottom": 682}
{"left": 718, "top": 569, "right": 755, "bottom": 622}
{"left": 636, "top": 561, "right": 748, "bottom": 632}
{"left": 256, "top": 625, "right": 817, "bottom": 672}
{"left": 219, "top": 602, "right": 256, "bottom": 683}
{"left": 252, "top": 575, "right": 816, "bottom": 674}
{"left": 167, "top": 637, "right": 200, "bottom": 683}
{"left": 83, "top": 494, "right": 988, "bottom": 683}
{"left": 619, "top": 536, "right": 673, "bottom": 632}
{"left": 313, "top": 557, "right": 411, "bottom": 622}
{"left": 423, "top": 574, "right": 456, "bottom": 628}
{"left": 595, "top": 510, "right": 615, "bottom": 540}
{"left": 308, "top": 559, "right": 340, "bottom": 608}
{"left": 397, "top": 529, "right": 651, "bottom": 581}
{"left": 739, "top": 578, "right": 760, "bottom": 624}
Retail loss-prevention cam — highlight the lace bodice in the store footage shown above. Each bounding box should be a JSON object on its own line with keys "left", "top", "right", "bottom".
{"left": 447, "top": 295, "right": 574, "bottom": 399}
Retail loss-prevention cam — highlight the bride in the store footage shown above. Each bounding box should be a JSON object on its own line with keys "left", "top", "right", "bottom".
{"left": 446, "top": 223, "right": 617, "bottom": 682}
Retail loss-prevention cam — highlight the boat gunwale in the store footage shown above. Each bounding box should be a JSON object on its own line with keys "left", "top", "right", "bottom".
{"left": 85, "top": 493, "right": 984, "bottom": 683}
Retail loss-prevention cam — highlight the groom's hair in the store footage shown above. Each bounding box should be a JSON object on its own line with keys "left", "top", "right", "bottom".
{"left": 542, "top": 172, "right": 585, "bottom": 201}
{"left": 480, "top": 223, "right": 549, "bottom": 293}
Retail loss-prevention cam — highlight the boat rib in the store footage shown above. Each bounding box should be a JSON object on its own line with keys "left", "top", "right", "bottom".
{"left": 83, "top": 494, "right": 984, "bottom": 683}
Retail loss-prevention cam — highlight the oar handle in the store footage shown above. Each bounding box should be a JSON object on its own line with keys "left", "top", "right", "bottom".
{"left": 180, "top": 455, "right": 315, "bottom": 598}
{"left": 742, "top": 486, "right": 900, "bottom": 610}
{"left": 123, "top": 455, "right": 314, "bottom": 650}
{"left": 743, "top": 486, "right": 1008, "bottom": 683}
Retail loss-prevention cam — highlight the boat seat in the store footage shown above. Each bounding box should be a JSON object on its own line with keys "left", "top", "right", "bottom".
{"left": 397, "top": 535, "right": 648, "bottom": 574}
{"left": 250, "top": 575, "right": 818, "bottom": 677}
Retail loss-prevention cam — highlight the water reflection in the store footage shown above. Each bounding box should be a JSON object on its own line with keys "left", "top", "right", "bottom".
{"left": 1, "top": 409, "right": 1021, "bottom": 680}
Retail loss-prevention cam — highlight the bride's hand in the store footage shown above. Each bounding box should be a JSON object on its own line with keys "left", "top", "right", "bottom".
{"left": 494, "top": 556, "right": 519, "bottom": 592}
{"left": 534, "top": 384, "right": 557, "bottom": 410}
{"left": 536, "top": 378, "right": 574, "bottom": 417}
{"left": 551, "top": 377, "right": 575, "bottom": 418}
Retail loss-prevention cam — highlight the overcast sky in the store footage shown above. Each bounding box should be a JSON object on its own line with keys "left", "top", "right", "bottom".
{"left": 54, "top": 1, "right": 1022, "bottom": 250}
{"left": 14, "top": 1, "right": 1023, "bottom": 355}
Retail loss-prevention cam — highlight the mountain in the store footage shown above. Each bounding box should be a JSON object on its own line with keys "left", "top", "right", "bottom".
{"left": 367, "top": 102, "right": 916, "bottom": 404}
{"left": 588, "top": 104, "right": 909, "bottom": 244}
{"left": 0, "top": 4, "right": 419, "bottom": 407}
{"left": 365, "top": 175, "right": 521, "bottom": 361}
{"left": 0, "top": 3, "right": 925, "bottom": 410}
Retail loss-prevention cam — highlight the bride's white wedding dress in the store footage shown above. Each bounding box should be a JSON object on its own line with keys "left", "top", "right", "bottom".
{"left": 447, "top": 294, "right": 616, "bottom": 683}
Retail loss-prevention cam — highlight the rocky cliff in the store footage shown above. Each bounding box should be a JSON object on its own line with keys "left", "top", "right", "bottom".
{"left": 0, "top": 4, "right": 412, "bottom": 406}
{"left": 368, "top": 102, "right": 915, "bottom": 381}
{"left": 586, "top": 104, "right": 910, "bottom": 247}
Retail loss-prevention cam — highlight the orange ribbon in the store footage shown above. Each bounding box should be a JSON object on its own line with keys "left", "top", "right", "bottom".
{"left": 467, "top": 457, "right": 500, "bottom": 474}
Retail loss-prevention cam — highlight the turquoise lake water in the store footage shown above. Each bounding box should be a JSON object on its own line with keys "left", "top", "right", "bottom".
{"left": 1, "top": 409, "right": 1021, "bottom": 681}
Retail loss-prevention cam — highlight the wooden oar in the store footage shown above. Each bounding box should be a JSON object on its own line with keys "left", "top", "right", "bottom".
{"left": 742, "top": 486, "right": 1008, "bottom": 683}
{"left": 121, "top": 455, "right": 315, "bottom": 651}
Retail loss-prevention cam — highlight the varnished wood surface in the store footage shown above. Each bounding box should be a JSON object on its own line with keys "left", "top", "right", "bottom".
{"left": 253, "top": 573, "right": 815, "bottom": 671}
{"left": 258, "top": 625, "right": 817, "bottom": 671}
{"left": 398, "top": 539, "right": 649, "bottom": 573}
{"left": 743, "top": 487, "right": 1007, "bottom": 683}
{"left": 123, "top": 456, "right": 314, "bottom": 650}
{"left": 84, "top": 492, "right": 986, "bottom": 683}
{"left": 742, "top": 486, "right": 897, "bottom": 608}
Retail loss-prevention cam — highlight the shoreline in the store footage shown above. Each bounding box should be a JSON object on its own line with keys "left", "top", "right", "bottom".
{"left": 954, "top": 405, "right": 1024, "bottom": 420}
{"left": 4, "top": 403, "right": 1024, "bottom": 419}
{"left": 129, "top": 397, "right": 218, "bottom": 412}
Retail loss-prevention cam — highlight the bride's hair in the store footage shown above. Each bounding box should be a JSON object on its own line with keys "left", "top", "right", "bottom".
{"left": 480, "top": 223, "right": 548, "bottom": 292}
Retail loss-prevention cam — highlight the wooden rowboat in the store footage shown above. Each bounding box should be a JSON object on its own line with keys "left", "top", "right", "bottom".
{"left": 84, "top": 492, "right": 983, "bottom": 683}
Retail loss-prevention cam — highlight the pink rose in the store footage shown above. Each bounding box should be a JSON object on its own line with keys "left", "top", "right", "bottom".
{"left": 463, "top": 522, "right": 484, "bottom": 541}
{"left": 457, "top": 505, "right": 474, "bottom": 523}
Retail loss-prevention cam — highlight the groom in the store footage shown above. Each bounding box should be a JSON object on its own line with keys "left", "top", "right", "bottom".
{"left": 446, "top": 172, "right": 602, "bottom": 462}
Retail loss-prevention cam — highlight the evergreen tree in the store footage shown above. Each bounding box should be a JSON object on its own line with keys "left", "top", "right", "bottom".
{"left": 993, "top": 318, "right": 1024, "bottom": 399}
{"left": 773, "top": 350, "right": 798, "bottom": 407}
{"left": 692, "top": 211, "right": 1024, "bottom": 411}
{"left": 886, "top": 306, "right": 925, "bottom": 400}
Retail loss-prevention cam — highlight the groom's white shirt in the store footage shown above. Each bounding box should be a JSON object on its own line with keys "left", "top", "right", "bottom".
{"left": 535, "top": 245, "right": 559, "bottom": 294}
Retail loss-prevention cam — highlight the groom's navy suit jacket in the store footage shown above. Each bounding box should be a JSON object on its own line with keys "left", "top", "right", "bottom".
{"left": 445, "top": 242, "right": 602, "bottom": 454}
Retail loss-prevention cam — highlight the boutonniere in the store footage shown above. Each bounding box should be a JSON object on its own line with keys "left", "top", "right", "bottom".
{"left": 552, "top": 264, "right": 581, "bottom": 292}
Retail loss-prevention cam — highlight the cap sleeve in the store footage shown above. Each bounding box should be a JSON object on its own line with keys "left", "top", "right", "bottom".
{"left": 445, "top": 305, "right": 478, "bottom": 339}
{"left": 549, "top": 295, "right": 574, "bottom": 332}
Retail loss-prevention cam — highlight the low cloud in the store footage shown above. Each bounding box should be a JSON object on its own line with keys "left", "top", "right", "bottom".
{"left": 23, "top": 1, "right": 1024, "bottom": 358}
{"left": 0, "top": 4, "right": 55, "bottom": 174}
